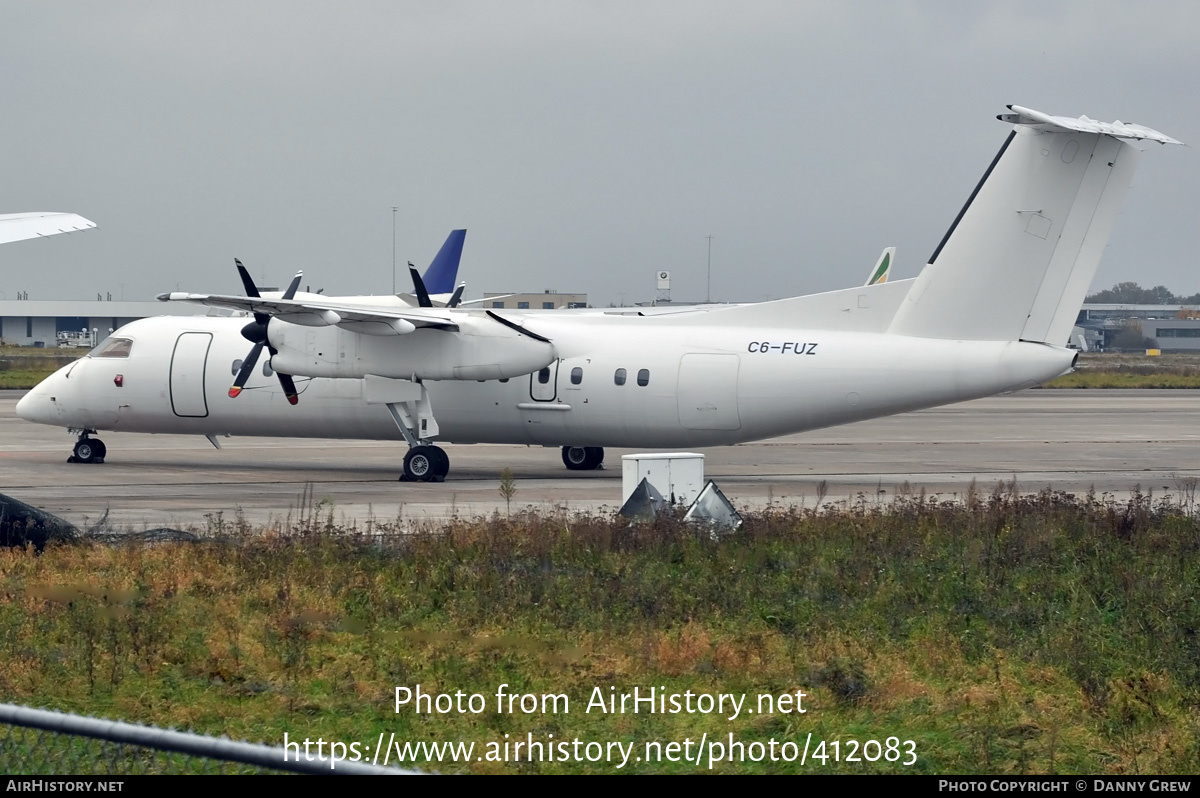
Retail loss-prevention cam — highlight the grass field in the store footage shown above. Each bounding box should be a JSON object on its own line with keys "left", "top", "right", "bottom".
{"left": 1044, "top": 352, "right": 1200, "bottom": 388}
{"left": 0, "top": 347, "right": 78, "bottom": 389}
{"left": 2, "top": 489, "right": 1198, "bottom": 774}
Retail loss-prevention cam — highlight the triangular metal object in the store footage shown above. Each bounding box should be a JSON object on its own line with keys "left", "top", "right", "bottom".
{"left": 618, "top": 477, "right": 668, "bottom": 519}
{"left": 683, "top": 480, "right": 742, "bottom": 534}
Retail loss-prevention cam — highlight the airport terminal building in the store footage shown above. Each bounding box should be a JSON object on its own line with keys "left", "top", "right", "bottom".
{"left": 0, "top": 299, "right": 206, "bottom": 347}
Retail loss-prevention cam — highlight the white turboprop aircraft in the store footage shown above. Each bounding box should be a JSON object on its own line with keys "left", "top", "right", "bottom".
{"left": 0, "top": 212, "right": 95, "bottom": 244}
{"left": 16, "top": 106, "right": 1181, "bottom": 482}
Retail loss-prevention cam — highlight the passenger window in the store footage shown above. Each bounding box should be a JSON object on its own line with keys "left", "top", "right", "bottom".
{"left": 537, "top": 367, "right": 551, "bottom": 384}
{"left": 263, "top": 361, "right": 273, "bottom": 377}
{"left": 614, "top": 368, "right": 626, "bottom": 386}
{"left": 231, "top": 359, "right": 243, "bottom": 376}
{"left": 90, "top": 337, "right": 133, "bottom": 358}
{"left": 637, "top": 368, "right": 650, "bottom": 387}
{"left": 570, "top": 366, "right": 582, "bottom": 385}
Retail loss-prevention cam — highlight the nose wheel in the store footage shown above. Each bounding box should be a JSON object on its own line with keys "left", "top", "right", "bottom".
{"left": 68, "top": 434, "right": 106, "bottom": 464}
{"left": 401, "top": 445, "right": 449, "bottom": 482}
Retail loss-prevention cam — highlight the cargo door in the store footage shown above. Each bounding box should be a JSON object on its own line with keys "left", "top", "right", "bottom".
{"left": 676, "top": 353, "right": 741, "bottom": 430}
{"left": 170, "top": 332, "right": 212, "bottom": 418}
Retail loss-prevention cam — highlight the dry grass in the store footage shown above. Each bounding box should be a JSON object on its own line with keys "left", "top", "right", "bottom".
{"left": 0, "top": 492, "right": 1198, "bottom": 773}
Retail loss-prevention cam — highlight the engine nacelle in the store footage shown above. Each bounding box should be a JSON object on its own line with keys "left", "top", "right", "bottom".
{"left": 268, "top": 315, "right": 556, "bottom": 380}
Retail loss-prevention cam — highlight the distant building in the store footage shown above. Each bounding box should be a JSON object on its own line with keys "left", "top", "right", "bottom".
{"left": 1138, "top": 319, "right": 1200, "bottom": 352}
{"left": 484, "top": 290, "right": 587, "bottom": 310}
{"left": 1076, "top": 304, "right": 1200, "bottom": 351}
{"left": 1077, "top": 304, "right": 1200, "bottom": 322}
{"left": 0, "top": 300, "right": 207, "bottom": 347}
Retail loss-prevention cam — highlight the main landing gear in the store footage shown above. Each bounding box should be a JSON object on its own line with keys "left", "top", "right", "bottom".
{"left": 68, "top": 431, "right": 106, "bottom": 464}
{"left": 562, "top": 446, "right": 604, "bottom": 471}
{"left": 401, "top": 445, "right": 449, "bottom": 483}
{"left": 384, "top": 389, "right": 450, "bottom": 483}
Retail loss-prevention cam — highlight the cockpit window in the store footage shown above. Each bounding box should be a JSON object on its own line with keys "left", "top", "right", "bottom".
{"left": 90, "top": 337, "right": 133, "bottom": 358}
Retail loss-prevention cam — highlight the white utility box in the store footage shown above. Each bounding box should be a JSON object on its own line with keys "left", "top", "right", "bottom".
{"left": 621, "top": 453, "right": 705, "bottom": 506}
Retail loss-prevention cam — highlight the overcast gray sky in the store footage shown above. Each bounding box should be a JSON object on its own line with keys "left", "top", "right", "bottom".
{"left": 2, "top": 1, "right": 1197, "bottom": 306}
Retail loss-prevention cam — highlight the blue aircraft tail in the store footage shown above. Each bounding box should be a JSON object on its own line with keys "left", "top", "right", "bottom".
{"left": 422, "top": 229, "right": 466, "bottom": 295}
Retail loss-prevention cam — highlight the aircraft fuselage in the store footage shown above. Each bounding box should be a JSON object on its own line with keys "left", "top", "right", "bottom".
{"left": 18, "top": 313, "right": 1075, "bottom": 449}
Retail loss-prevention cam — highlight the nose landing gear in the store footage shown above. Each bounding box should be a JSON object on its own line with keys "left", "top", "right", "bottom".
{"left": 68, "top": 431, "right": 106, "bottom": 464}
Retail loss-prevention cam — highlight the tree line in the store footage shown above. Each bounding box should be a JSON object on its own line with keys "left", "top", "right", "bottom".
{"left": 1086, "top": 282, "right": 1200, "bottom": 305}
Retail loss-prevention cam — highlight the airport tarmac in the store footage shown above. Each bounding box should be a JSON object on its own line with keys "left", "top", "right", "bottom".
{"left": 1, "top": 388, "right": 1199, "bottom": 530}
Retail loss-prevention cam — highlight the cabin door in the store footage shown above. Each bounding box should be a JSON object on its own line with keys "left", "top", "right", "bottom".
{"left": 170, "top": 332, "right": 212, "bottom": 418}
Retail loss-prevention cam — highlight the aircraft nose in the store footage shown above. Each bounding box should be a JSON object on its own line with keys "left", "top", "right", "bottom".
{"left": 16, "top": 370, "right": 64, "bottom": 424}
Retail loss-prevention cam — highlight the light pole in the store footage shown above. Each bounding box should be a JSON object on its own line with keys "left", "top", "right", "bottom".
{"left": 705, "top": 235, "right": 713, "bottom": 303}
{"left": 391, "top": 206, "right": 398, "bottom": 295}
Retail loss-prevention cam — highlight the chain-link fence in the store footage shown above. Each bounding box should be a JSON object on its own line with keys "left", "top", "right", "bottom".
{"left": 0, "top": 703, "right": 415, "bottom": 775}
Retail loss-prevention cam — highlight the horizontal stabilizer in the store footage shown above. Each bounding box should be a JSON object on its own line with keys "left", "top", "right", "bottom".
{"left": 998, "top": 105, "right": 1182, "bottom": 145}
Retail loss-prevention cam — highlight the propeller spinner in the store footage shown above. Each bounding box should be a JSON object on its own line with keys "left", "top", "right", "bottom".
{"left": 228, "top": 260, "right": 303, "bottom": 404}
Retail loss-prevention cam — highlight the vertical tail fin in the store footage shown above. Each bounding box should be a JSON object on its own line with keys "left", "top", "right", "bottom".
{"left": 887, "top": 106, "right": 1179, "bottom": 344}
{"left": 864, "top": 247, "right": 894, "bottom": 286}
{"left": 421, "top": 229, "right": 467, "bottom": 295}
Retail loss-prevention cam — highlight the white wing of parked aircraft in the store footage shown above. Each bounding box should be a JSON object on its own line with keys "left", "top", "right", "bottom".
{"left": 0, "top": 212, "right": 96, "bottom": 245}
{"left": 16, "top": 105, "right": 1182, "bottom": 482}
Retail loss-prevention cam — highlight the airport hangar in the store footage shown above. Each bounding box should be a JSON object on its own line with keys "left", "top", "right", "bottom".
{"left": 0, "top": 299, "right": 207, "bottom": 347}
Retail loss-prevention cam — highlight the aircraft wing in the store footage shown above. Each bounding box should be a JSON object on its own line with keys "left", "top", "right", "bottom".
{"left": 158, "top": 292, "right": 461, "bottom": 334}
{"left": 0, "top": 212, "right": 96, "bottom": 244}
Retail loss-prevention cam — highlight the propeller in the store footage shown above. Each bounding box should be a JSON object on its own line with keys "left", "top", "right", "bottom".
{"left": 407, "top": 260, "right": 432, "bottom": 307}
{"left": 228, "top": 259, "right": 303, "bottom": 405}
{"left": 407, "top": 261, "right": 465, "bottom": 308}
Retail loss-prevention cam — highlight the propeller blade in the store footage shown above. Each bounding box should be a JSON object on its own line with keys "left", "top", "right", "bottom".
{"left": 235, "top": 259, "right": 261, "bottom": 298}
{"left": 408, "top": 261, "right": 432, "bottom": 308}
{"left": 229, "top": 343, "right": 263, "bottom": 398}
{"left": 276, "top": 372, "right": 299, "bottom": 405}
{"left": 282, "top": 270, "right": 302, "bottom": 301}
{"left": 447, "top": 284, "right": 465, "bottom": 308}
{"left": 235, "top": 258, "right": 270, "bottom": 327}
